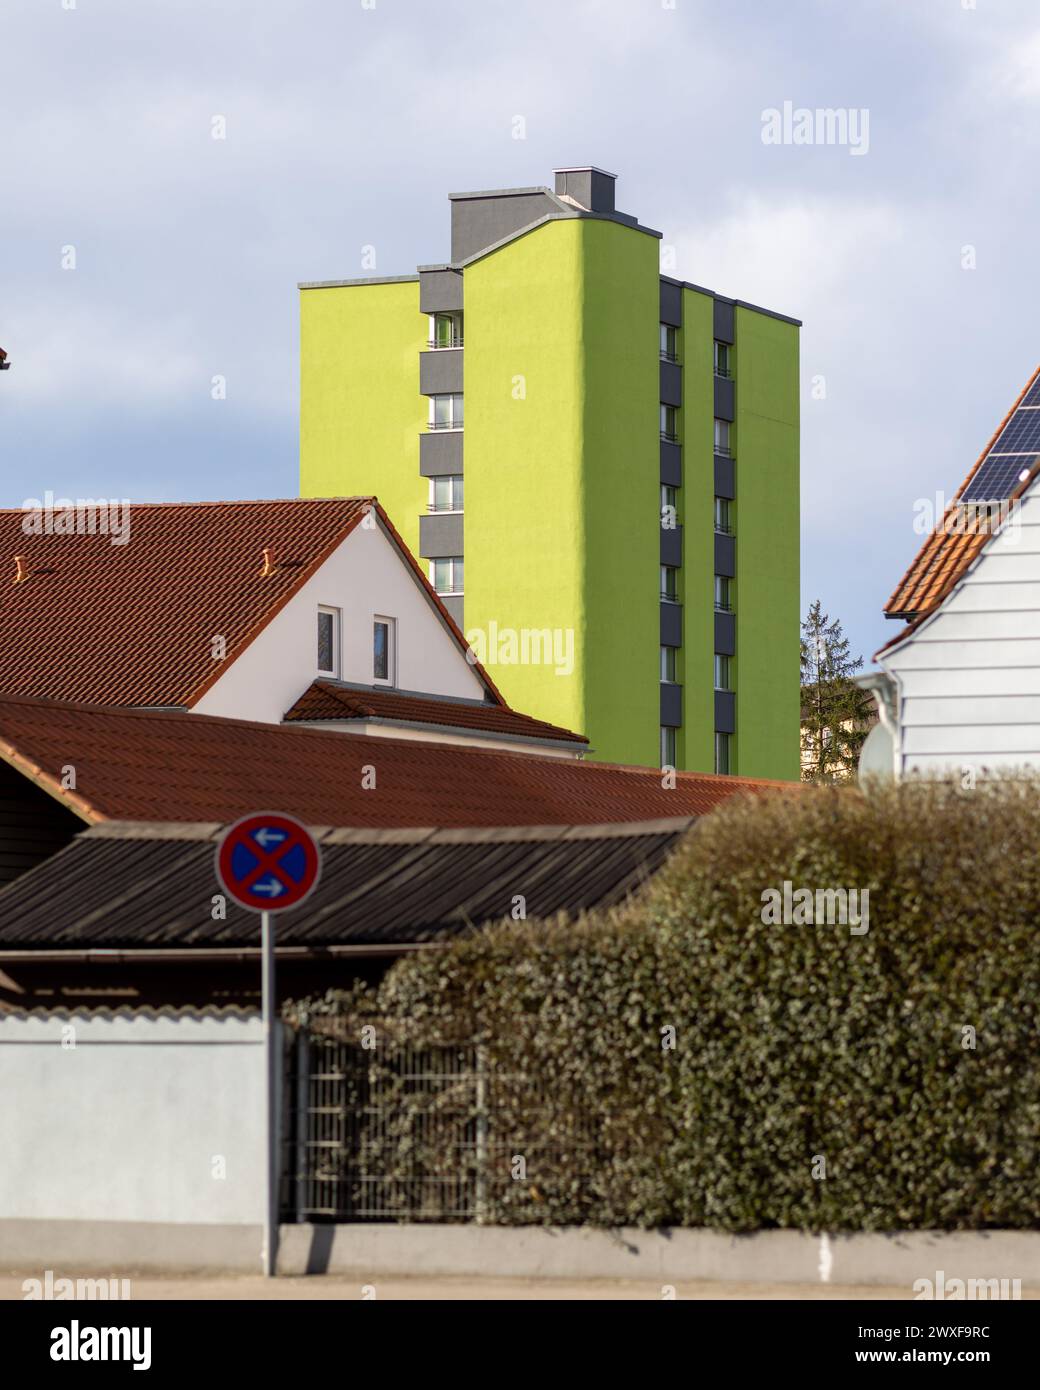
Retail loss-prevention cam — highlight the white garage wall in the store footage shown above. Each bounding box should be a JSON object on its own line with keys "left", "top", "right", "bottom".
{"left": 194, "top": 518, "right": 486, "bottom": 724}
{"left": 0, "top": 1012, "right": 265, "bottom": 1226}
{"left": 883, "top": 487, "right": 1040, "bottom": 776}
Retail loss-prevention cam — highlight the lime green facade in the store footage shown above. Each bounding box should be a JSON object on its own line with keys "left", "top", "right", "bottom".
{"left": 678, "top": 287, "right": 716, "bottom": 774}
{"left": 732, "top": 305, "right": 801, "bottom": 780}
{"left": 299, "top": 171, "right": 800, "bottom": 778}
{"left": 300, "top": 279, "right": 427, "bottom": 560}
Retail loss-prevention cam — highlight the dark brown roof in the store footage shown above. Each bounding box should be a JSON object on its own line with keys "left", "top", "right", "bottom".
{"left": 0, "top": 693, "right": 793, "bottom": 829}
{"left": 0, "top": 497, "right": 505, "bottom": 709}
{"left": 0, "top": 819, "right": 693, "bottom": 952}
{"left": 284, "top": 679, "right": 587, "bottom": 746}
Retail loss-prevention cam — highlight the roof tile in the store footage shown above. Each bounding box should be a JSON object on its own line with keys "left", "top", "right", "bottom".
{"left": 285, "top": 678, "right": 586, "bottom": 745}
{"left": 0, "top": 693, "right": 794, "bottom": 829}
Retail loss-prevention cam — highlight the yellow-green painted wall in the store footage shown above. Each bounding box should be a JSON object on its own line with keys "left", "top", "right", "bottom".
{"left": 733, "top": 305, "right": 801, "bottom": 779}
{"left": 679, "top": 287, "right": 716, "bottom": 773}
{"left": 300, "top": 280, "right": 427, "bottom": 558}
{"left": 464, "top": 218, "right": 659, "bottom": 764}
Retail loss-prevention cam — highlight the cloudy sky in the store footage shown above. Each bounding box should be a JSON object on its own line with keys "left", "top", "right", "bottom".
{"left": 1, "top": 0, "right": 1038, "bottom": 663}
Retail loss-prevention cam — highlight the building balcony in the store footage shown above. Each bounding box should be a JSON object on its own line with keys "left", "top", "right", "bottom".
{"left": 420, "top": 349, "right": 463, "bottom": 396}
{"left": 420, "top": 431, "right": 463, "bottom": 476}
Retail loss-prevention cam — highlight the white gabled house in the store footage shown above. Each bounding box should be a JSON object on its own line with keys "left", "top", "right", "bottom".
{"left": 861, "top": 366, "right": 1040, "bottom": 780}
{"left": 0, "top": 497, "right": 588, "bottom": 758}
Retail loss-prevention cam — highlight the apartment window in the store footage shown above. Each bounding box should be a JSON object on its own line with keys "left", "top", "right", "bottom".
{"left": 373, "top": 617, "right": 396, "bottom": 685}
{"left": 714, "top": 496, "right": 732, "bottom": 534}
{"left": 660, "top": 646, "right": 678, "bottom": 683}
{"left": 661, "top": 484, "right": 678, "bottom": 529}
{"left": 714, "top": 574, "right": 733, "bottom": 612}
{"left": 659, "top": 323, "right": 679, "bottom": 363}
{"left": 317, "top": 605, "right": 340, "bottom": 676}
{"left": 714, "top": 341, "right": 732, "bottom": 378}
{"left": 429, "top": 313, "right": 463, "bottom": 349}
{"left": 660, "top": 403, "right": 678, "bottom": 443}
{"left": 714, "top": 418, "right": 731, "bottom": 455}
{"left": 431, "top": 556, "right": 464, "bottom": 595}
{"left": 715, "top": 731, "right": 731, "bottom": 776}
{"left": 430, "top": 475, "right": 464, "bottom": 512}
{"left": 661, "top": 565, "right": 679, "bottom": 602}
{"left": 429, "top": 393, "right": 464, "bottom": 430}
{"left": 660, "top": 726, "right": 677, "bottom": 769}
{"left": 714, "top": 653, "right": 732, "bottom": 690}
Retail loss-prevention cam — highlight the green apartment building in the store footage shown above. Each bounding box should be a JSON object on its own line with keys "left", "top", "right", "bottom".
{"left": 300, "top": 167, "right": 800, "bottom": 778}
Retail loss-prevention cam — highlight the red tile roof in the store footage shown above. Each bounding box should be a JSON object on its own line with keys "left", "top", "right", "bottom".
{"left": 284, "top": 678, "right": 587, "bottom": 746}
{"left": 0, "top": 693, "right": 794, "bottom": 829}
{"left": 0, "top": 497, "right": 503, "bottom": 709}
{"left": 884, "top": 366, "right": 1040, "bottom": 624}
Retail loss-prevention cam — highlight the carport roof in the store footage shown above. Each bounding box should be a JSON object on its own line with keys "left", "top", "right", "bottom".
{"left": 0, "top": 818, "right": 694, "bottom": 954}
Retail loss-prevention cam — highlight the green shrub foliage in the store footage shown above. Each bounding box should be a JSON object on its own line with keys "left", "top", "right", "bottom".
{"left": 288, "top": 779, "right": 1040, "bottom": 1230}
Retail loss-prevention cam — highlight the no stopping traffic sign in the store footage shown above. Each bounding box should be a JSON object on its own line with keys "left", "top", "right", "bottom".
{"left": 215, "top": 812, "right": 321, "bottom": 914}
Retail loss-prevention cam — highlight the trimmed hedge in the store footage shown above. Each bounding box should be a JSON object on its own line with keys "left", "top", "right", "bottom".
{"left": 289, "top": 779, "right": 1040, "bottom": 1230}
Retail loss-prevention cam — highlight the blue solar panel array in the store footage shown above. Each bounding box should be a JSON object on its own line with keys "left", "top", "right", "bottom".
{"left": 961, "top": 454, "right": 1036, "bottom": 503}
{"left": 960, "top": 375, "right": 1040, "bottom": 502}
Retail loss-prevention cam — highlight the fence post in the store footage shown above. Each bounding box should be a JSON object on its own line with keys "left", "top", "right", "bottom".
{"left": 294, "top": 1029, "right": 310, "bottom": 1223}
{"left": 474, "top": 1043, "right": 488, "bottom": 1225}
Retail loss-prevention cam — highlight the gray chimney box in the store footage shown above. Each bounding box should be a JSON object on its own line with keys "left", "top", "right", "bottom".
{"left": 553, "top": 166, "right": 617, "bottom": 214}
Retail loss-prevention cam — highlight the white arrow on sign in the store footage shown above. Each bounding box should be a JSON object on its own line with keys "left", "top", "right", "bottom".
{"left": 254, "top": 828, "right": 288, "bottom": 849}
{"left": 252, "top": 878, "right": 285, "bottom": 896}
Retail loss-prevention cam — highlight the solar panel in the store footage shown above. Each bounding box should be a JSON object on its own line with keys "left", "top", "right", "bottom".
{"left": 961, "top": 452, "right": 1037, "bottom": 502}
{"left": 988, "top": 407, "right": 1040, "bottom": 455}
{"left": 1023, "top": 376, "right": 1040, "bottom": 407}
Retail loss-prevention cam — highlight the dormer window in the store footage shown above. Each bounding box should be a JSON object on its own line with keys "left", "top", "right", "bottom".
{"left": 317, "top": 606, "right": 340, "bottom": 676}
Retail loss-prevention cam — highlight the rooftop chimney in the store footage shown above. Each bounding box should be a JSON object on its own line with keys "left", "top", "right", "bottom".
{"left": 259, "top": 547, "right": 275, "bottom": 578}
{"left": 13, "top": 555, "right": 28, "bottom": 584}
{"left": 553, "top": 167, "right": 617, "bottom": 214}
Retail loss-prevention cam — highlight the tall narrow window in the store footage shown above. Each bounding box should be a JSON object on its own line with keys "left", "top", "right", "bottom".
{"left": 430, "top": 394, "right": 464, "bottom": 430}
{"left": 431, "top": 557, "right": 464, "bottom": 595}
{"left": 660, "top": 726, "right": 677, "bottom": 769}
{"left": 714, "top": 496, "right": 732, "bottom": 534}
{"left": 660, "top": 646, "right": 678, "bottom": 683}
{"left": 661, "top": 565, "right": 679, "bottom": 602}
{"left": 660, "top": 323, "right": 679, "bottom": 363}
{"left": 430, "top": 475, "right": 464, "bottom": 512}
{"left": 430, "top": 313, "right": 462, "bottom": 348}
{"left": 714, "top": 575, "right": 733, "bottom": 612}
{"left": 714, "top": 653, "right": 732, "bottom": 690}
{"left": 373, "top": 617, "right": 395, "bottom": 685}
{"left": 715, "top": 731, "right": 731, "bottom": 776}
{"left": 714, "top": 341, "right": 731, "bottom": 378}
{"left": 714, "top": 418, "right": 731, "bottom": 455}
{"left": 661, "top": 404, "right": 678, "bottom": 442}
{"left": 317, "top": 605, "right": 340, "bottom": 676}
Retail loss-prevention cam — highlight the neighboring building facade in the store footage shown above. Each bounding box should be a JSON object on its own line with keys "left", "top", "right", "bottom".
{"left": 861, "top": 365, "right": 1040, "bottom": 778}
{"left": 299, "top": 166, "right": 801, "bottom": 778}
{"left": 0, "top": 498, "right": 587, "bottom": 758}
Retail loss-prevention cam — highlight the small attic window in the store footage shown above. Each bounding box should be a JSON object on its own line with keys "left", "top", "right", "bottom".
{"left": 317, "top": 606, "right": 340, "bottom": 677}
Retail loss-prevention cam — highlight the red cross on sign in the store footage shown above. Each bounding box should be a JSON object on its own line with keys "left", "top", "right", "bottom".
{"left": 215, "top": 812, "right": 321, "bottom": 914}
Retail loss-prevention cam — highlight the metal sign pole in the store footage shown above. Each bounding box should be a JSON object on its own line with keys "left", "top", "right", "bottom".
{"left": 216, "top": 813, "right": 321, "bottom": 1281}
{"left": 261, "top": 908, "right": 277, "bottom": 1277}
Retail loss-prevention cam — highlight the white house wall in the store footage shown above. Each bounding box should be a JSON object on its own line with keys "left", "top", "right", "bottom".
{"left": 883, "top": 487, "right": 1040, "bottom": 774}
{"left": 194, "top": 519, "right": 486, "bottom": 723}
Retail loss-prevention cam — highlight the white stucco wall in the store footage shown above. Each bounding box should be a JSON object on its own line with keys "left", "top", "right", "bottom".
{"left": 194, "top": 519, "right": 485, "bottom": 723}
{"left": 882, "top": 486, "right": 1040, "bottom": 775}
{"left": 0, "top": 1013, "right": 266, "bottom": 1226}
